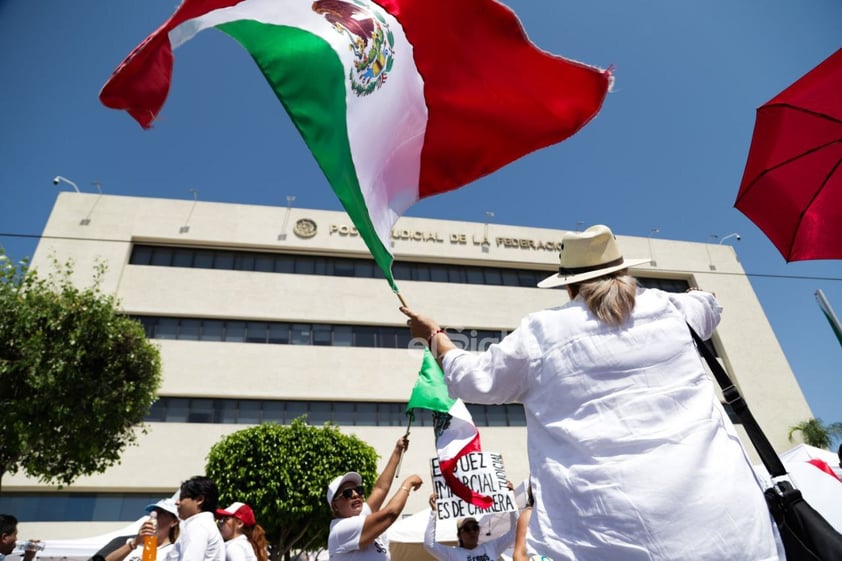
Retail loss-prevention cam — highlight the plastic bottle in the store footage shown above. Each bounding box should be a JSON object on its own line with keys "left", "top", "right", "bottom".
{"left": 141, "top": 511, "right": 158, "bottom": 561}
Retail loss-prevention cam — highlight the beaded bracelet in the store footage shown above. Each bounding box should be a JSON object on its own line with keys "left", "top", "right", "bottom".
{"left": 427, "top": 328, "right": 446, "bottom": 347}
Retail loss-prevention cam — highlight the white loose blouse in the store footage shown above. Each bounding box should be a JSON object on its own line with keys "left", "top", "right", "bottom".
{"left": 442, "top": 288, "right": 782, "bottom": 561}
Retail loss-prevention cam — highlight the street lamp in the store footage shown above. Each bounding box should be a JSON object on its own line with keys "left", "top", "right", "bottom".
{"left": 647, "top": 228, "right": 659, "bottom": 267}
{"left": 52, "top": 176, "right": 79, "bottom": 193}
{"left": 482, "top": 211, "right": 494, "bottom": 253}
{"left": 278, "top": 195, "right": 296, "bottom": 241}
{"left": 706, "top": 234, "right": 718, "bottom": 270}
{"left": 719, "top": 233, "right": 741, "bottom": 244}
{"left": 180, "top": 189, "right": 199, "bottom": 234}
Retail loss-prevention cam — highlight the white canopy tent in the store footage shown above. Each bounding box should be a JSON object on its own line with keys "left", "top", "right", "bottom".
{"left": 6, "top": 492, "right": 181, "bottom": 561}
{"left": 778, "top": 443, "right": 842, "bottom": 532}
{"left": 779, "top": 443, "right": 842, "bottom": 478}
{"left": 7, "top": 519, "right": 142, "bottom": 561}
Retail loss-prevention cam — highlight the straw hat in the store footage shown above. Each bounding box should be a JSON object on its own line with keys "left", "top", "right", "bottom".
{"left": 537, "top": 225, "right": 649, "bottom": 288}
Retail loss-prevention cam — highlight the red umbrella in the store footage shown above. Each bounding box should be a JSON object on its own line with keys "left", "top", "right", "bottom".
{"left": 735, "top": 48, "right": 842, "bottom": 262}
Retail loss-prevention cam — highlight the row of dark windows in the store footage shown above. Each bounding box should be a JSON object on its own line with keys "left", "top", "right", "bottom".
{"left": 136, "top": 316, "right": 509, "bottom": 351}
{"left": 129, "top": 244, "right": 690, "bottom": 292}
{"left": 146, "top": 398, "right": 526, "bottom": 427}
{"left": 135, "top": 315, "right": 719, "bottom": 357}
{"left": 0, "top": 493, "right": 163, "bottom": 522}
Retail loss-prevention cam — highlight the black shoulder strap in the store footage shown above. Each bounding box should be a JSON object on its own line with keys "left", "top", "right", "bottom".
{"left": 687, "top": 323, "right": 788, "bottom": 478}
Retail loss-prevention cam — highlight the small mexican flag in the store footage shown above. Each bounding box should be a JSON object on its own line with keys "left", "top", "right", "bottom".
{"left": 100, "top": 0, "right": 611, "bottom": 291}
{"left": 406, "top": 349, "right": 491, "bottom": 508}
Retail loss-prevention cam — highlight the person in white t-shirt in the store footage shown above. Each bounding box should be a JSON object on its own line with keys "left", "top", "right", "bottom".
{"left": 168, "top": 476, "right": 226, "bottom": 561}
{"left": 327, "top": 436, "right": 423, "bottom": 561}
{"left": 215, "top": 502, "right": 267, "bottom": 561}
{"left": 423, "top": 492, "right": 516, "bottom": 561}
{"left": 106, "top": 498, "right": 180, "bottom": 561}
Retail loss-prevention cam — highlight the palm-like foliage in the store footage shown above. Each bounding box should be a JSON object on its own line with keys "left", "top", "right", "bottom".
{"left": 788, "top": 418, "right": 842, "bottom": 450}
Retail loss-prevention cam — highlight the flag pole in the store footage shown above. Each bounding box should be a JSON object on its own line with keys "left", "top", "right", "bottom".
{"left": 395, "top": 413, "right": 413, "bottom": 478}
{"left": 395, "top": 290, "right": 408, "bottom": 308}
{"left": 816, "top": 289, "right": 842, "bottom": 348}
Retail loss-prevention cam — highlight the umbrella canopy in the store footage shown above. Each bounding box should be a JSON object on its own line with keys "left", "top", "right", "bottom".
{"left": 735, "top": 48, "right": 842, "bottom": 261}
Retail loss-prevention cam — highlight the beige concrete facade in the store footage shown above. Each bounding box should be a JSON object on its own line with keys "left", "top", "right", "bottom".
{"left": 11, "top": 193, "right": 813, "bottom": 538}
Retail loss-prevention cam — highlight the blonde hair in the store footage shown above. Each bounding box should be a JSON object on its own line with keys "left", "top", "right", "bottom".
{"left": 568, "top": 271, "right": 637, "bottom": 326}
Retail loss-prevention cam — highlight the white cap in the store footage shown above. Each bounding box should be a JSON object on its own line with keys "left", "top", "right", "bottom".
{"left": 326, "top": 472, "right": 362, "bottom": 506}
{"left": 144, "top": 498, "right": 178, "bottom": 517}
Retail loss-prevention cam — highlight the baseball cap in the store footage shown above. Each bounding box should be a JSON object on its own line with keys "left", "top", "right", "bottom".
{"left": 215, "top": 502, "right": 256, "bottom": 527}
{"left": 144, "top": 498, "right": 178, "bottom": 517}
{"left": 326, "top": 472, "right": 362, "bottom": 506}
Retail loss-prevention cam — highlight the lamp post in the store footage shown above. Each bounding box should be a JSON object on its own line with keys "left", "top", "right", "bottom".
{"left": 52, "top": 176, "right": 79, "bottom": 193}
{"left": 706, "top": 234, "right": 718, "bottom": 270}
{"left": 647, "top": 228, "right": 659, "bottom": 267}
{"left": 719, "top": 233, "right": 741, "bottom": 244}
{"left": 180, "top": 189, "right": 199, "bottom": 234}
{"left": 482, "top": 211, "right": 494, "bottom": 253}
{"left": 278, "top": 195, "right": 296, "bottom": 241}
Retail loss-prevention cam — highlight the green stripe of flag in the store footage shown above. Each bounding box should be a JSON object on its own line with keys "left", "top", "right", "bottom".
{"left": 219, "top": 20, "right": 396, "bottom": 289}
{"left": 406, "top": 349, "right": 455, "bottom": 415}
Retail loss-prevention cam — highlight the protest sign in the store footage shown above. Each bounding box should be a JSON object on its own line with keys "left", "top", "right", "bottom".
{"left": 431, "top": 452, "right": 517, "bottom": 520}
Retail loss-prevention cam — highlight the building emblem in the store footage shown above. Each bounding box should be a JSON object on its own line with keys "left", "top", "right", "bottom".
{"left": 294, "top": 218, "right": 318, "bottom": 239}
{"left": 312, "top": 0, "right": 395, "bottom": 96}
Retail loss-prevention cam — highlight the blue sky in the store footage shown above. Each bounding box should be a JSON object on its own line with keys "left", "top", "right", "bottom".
{"left": 1, "top": 1, "right": 841, "bottom": 437}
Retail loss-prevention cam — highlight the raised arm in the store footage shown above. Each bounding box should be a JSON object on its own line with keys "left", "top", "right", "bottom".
{"left": 366, "top": 436, "right": 409, "bottom": 511}
{"left": 358, "top": 474, "right": 423, "bottom": 548}
{"left": 105, "top": 518, "right": 155, "bottom": 561}
{"left": 423, "top": 493, "right": 450, "bottom": 561}
{"left": 512, "top": 507, "right": 533, "bottom": 561}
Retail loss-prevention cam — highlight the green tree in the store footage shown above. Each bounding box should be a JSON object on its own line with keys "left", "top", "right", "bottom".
{"left": 0, "top": 253, "right": 162, "bottom": 492}
{"left": 206, "top": 418, "right": 379, "bottom": 561}
{"left": 787, "top": 418, "right": 842, "bottom": 450}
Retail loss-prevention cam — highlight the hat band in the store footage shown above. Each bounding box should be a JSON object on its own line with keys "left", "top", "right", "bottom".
{"left": 558, "top": 257, "right": 624, "bottom": 275}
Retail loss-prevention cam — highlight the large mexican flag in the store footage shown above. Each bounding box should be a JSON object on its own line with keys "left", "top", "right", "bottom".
{"left": 100, "top": 0, "right": 611, "bottom": 290}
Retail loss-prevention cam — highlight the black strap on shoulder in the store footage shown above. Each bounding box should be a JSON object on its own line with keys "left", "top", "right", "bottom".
{"left": 687, "top": 323, "right": 788, "bottom": 478}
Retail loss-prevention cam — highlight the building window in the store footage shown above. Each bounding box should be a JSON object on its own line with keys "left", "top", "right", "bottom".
{"left": 0, "top": 493, "right": 162, "bottom": 522}
{"left": 134, "top": 317, "right": 511, "bottom": 350}
{"left": 129, "top": 244, "right": 689, "bottom": 292}
{"left": 145, "top": 397, "right": 528, "bottom": 428}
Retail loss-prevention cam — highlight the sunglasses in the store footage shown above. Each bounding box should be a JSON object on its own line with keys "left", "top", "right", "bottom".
{"left": 338, "top": 486, "right": 365, "bottom": 500}
{"left": 216, "top": 517, "right": 230, "bottom": 527}
{"left": 460, "top": 524, "right": 480, "bottom": 533}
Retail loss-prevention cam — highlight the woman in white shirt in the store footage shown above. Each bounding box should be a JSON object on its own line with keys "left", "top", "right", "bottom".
{"left": 105, "top": 499, "right": 180, "bottom": 561}
{"left": 327, "top": 436, "right": 423, "bottom": 561}
{"left": 402, "top": 224, "right": 782, "bottom": 561}
{"left": 215, "top": 502, "right": 267, "bottom": 561}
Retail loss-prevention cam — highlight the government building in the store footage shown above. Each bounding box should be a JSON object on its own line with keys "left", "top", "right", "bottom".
{"left": 4, "top": 193, "right": 813, "bottom": 539}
